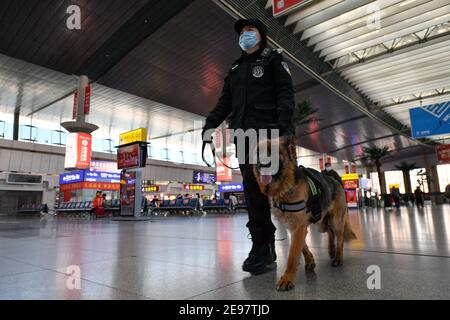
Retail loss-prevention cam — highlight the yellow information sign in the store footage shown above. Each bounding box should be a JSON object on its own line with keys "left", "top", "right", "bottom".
{"left": 389, "top": 184, "right": 400, "bottom": 190}
{"left": 342, "top": 173, "right": 359, "bottom": 181}
{"left": 119, "top": 128, "right": 147, "bottom": 145}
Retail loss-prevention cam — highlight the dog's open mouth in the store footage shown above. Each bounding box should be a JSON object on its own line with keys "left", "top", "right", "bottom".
{"left": 260, "top": 174, "right": 273, "bottom": 187}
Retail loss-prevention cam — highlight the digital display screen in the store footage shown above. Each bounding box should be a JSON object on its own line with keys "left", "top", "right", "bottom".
{"left": 183, "top": 184, "right": 205, "bottom": 191}
{"left": 117, "top": 144, "right": 140, "bottom": 169}
{"left": 193, "top": 171, "right": 216, "bottom": 184}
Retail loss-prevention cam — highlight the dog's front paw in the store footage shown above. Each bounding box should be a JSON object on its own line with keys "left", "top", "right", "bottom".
{"left": 305, "top": 261, "right": 316, "bottom": 272}
{"left": 276, "top": 274, "right": 295, "bottom": 291}
{"left": 328, "top": 249, "right": 336, "bottom": 259}
{"left": 331, "top": 258, "right": 342, "bottom": 267}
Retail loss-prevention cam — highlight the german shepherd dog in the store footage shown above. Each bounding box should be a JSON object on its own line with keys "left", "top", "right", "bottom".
{"left": 254, "top": 136, "right": 357, "bottom": 291}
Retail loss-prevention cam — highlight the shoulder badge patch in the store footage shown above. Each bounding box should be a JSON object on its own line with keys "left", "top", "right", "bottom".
{"left": 281, "top": 61, "right": 291, "bottom": 76}
{"left": 261, "top": 48, "right": 272, "bottom": 58}
{"left": 274, "top": 48, "right": 283, "bottom": 54}
{"left": 252, "top": 66, "right": 264, "bottom": 78}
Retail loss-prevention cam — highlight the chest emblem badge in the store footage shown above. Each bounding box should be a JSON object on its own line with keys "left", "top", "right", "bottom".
{"left": 252, "top": 66, "right": 264, "bottom": 78}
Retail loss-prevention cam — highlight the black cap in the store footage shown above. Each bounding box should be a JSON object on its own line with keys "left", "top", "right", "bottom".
{"left": 234, "top": 18, "right": 267, "bottom": 47}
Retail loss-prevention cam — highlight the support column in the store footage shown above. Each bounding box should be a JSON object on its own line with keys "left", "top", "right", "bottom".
{"left": 428, "top": 165, "right": 441, "bottom": 205}
{"left": 13, "top": 110, "right": 20, "bottom": 140}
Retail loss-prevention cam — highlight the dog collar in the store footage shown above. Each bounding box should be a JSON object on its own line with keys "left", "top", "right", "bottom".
{"left": 273, "top": 200, "right": 307, "bottom": 212}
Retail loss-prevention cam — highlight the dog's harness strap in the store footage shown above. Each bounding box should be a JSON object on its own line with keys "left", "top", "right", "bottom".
{"left": 307, "top": 177, "right": 318, "bottom": 196}
{"left": 273, "top": 200, "right": 307, "bottom": 212}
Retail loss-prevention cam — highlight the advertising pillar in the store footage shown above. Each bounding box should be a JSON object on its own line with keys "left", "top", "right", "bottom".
{"left": 116, "top": 128, "right": 148, "bottom": 220}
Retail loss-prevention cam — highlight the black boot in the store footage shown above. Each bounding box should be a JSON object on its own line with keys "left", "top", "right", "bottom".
{"left": 242, "top": 227, "right": 276, "bottom": 274}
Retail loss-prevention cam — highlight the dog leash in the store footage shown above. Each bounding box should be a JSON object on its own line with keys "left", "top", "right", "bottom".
{"left": 202, "top": 141, "right": 240, "bottom": 170}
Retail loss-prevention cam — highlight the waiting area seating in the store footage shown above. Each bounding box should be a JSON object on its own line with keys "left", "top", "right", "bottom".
{"left": 202, "top": 199, "right": 232, "bottom": 213}
{"left": 56, "top": 199, "right": 122, "bottom": 218}
{"left": 16, "top": 203, "right": 48, "bottom": 214}
{"left": 151, "top": 198, "right": 199, "bottom": 216}
{"left": 234, "top": 199, "right": 248, "bottom": 211}
{"left": 56, "top": 201, "right": 93, "bottom": 218}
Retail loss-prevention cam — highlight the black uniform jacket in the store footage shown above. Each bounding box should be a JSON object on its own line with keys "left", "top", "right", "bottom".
{"left": 204, "top": 47, "right": 295, "bottom": 133}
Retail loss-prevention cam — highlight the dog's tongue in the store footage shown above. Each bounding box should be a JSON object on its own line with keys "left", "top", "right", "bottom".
{"left": 260, "top": 175, "right": 272, "bottom": 186}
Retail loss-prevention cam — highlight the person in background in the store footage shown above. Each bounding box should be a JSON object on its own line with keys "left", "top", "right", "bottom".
{"left": 93, "top": 191, "right": 104, "bottom": 209}
{"left": 151, "top": 195, "right": 159, "bottom": 208}
{"left": 445, "top": 184, "right": 450, "bottom": 202}
{"left": 176, "top": 194, "right": 183, "bottom": 200}
{"left": 391, "top": 186, "right": 400, "bottom": 209}
{"left": 322, "top": 162, "right": 342, "bottom": 185}
{"left": 196, "top": 193, "right": 204, "bottom": 211}
{"left": 92, "top": 191, "right": 104, "bottom": 216}
{"left": 102, "top": 194, "right": 111, "bottom": 208}
{"left": 414, "top": 186, "right": 424, "bottom": 208}
{"left": 229, "top": 193, "right": 238, "bottom": 211}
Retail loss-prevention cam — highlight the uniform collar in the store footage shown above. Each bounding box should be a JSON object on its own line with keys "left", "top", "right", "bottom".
{"left": 242, "top": 46, "right": 266, "bottom": 59}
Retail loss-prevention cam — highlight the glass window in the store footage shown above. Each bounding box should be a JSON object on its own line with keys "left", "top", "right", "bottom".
{"left": 0, "top": 120, "right": 5, "bottom": 138}
{"left": 51, "top": 130, "right": 66, "bottom": 146}
{"left": 162, "top": 148, "right": 169, "bottom": 160}
{"left": 437, "top": 164, "right": 450, "bottom": 193}
{"left": 19, "top": 125, "right": 38, "bottom": 142}
{"left": 370, "top": 172, "right": 380, "bottom": 194}
{"left": 384, "top": 170, "right": 405, "bottom": 193}
{"left": 410, "top": 168, "right": 429, "bottom": 193}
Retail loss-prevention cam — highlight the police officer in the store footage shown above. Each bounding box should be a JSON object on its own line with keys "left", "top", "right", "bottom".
{"left": 322, "top": 162, "right": 342, "bottom": 185}
{"left": 202, "top": 18, "right": 295, "bottom": 275}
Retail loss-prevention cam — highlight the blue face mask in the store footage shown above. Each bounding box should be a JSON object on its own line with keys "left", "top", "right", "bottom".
{"left": 239, "top": 31, "right": 259, "bottom": 51}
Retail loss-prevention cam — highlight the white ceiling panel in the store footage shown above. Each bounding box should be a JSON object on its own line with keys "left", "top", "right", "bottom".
{"left": 275, "top": 0, "right": 450, "bottom": 141}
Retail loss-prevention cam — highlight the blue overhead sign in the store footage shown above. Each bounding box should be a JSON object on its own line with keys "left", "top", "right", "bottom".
{"left": 410, "top": 101, "right": 450, "bottom": 138}
{"left": 84, "top": 171, "right": 121, "bottom": 183}
{"left": 219, "top": 183, "right": 244, "bottom": 193}
{"left": 59, "top": 170, "right": 120, "bottom": 185}
{"left": 59, "top": 171, "right": 84, "bottom": 185}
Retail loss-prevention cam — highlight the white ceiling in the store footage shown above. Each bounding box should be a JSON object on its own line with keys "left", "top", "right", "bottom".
{"left": 266, "top": 0, "right": 450, "bottom": 141}
{"left": 0, "top": 53, "right": 205, "bottom": 145}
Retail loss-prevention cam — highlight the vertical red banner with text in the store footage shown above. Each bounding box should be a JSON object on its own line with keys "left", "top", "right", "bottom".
{"left": 84, "top": 84, "right": 91, "bottom": 115}
{"left": 72, "top": 91, "right": 78, "bottom": 119}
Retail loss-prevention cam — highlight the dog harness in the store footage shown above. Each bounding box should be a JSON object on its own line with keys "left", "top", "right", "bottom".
{"left": 273, "top": 177, "right": 318, "bottom": 213}
{"left": 273, "top": 199, "right": 307, "bottom": 212}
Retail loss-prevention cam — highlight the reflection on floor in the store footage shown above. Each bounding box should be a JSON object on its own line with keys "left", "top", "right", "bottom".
{"left": 0, "top": 205, "right": 449, "bottom": 299}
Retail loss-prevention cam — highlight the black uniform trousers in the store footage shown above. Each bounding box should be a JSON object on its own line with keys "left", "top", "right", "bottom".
{"left": 237, "top": 138, "right": 276, "bottom": 244}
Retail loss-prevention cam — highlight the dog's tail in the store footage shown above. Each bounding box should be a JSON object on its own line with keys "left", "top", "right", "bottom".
{"left": 344, "top": 219, "right": 357, "bottom": 242}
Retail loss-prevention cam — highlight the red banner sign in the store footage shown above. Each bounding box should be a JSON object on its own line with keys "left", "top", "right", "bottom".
{"left": 72, "top": 91, "right": 78, "bottom": 119}
{"left": 436, "top": 144, "right": 450, "bottom": 164}
{"left": 84, "top": 84, "right": 91, "bottom": 115}
{"left": 273, "top": 0, "right": 313, "bottom": 16}
{"left": 217, "top": 157, "right": 232, "bottom": 182}
{"left": 64, "top": 133, "right": 92, "bottom": 169}
{"left": 60, "top": 182, "right": 119, "bottom": 192}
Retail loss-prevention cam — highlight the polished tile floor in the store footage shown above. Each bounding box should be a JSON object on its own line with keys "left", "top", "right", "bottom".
{"left": 0, "top": 205, "right": 449, "bottom": 300}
